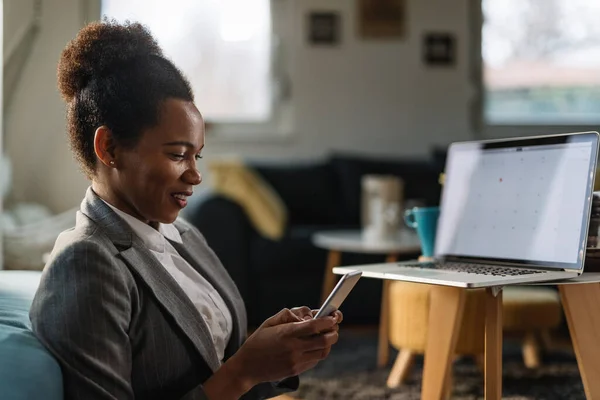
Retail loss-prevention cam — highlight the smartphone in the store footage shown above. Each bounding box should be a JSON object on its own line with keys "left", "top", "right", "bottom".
{"left": 314, "top": 270, "right": 363, "bottom": 319}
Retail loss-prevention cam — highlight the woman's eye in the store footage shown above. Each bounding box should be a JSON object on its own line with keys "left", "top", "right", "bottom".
{"left": 195, "top": 154, "right": 203, "bottom": 160}
{"left": 171, "top": 154, "right": 185, "bottom": 159}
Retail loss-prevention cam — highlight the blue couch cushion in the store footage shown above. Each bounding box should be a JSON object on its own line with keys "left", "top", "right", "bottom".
{"left": 0, "top": 271, "right": 63, "bottom": 400}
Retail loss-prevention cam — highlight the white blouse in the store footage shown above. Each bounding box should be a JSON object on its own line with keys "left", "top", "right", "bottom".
{"left": 102, "top": 200, "right": 233, "bottom": 363}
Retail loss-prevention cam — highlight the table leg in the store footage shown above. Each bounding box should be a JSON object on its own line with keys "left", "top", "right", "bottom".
{"left": 321, "top": 250, "right": 341, "bottom": 304}
{"left": 421, "top": 286, "right": 466, "bottom": 400}
{"left": 378, "top": 280, "right": 391, "bottom": 367}
{"left": 377, "top": 253, "right": 398, "bottom": 368}
{"left": 484, "top": 288, "right": 503, "bottom": 400}
{"left": 559, "top": 283, "right": 600, "bottom": 399}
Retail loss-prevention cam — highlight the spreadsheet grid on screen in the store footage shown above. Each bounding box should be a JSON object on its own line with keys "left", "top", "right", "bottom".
{"left": 436, "top": 142, "right": 593, "bottom": 264}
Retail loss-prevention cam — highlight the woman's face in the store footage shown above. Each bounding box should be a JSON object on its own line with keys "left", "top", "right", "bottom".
{"left": 111, "top": 98, "right": 204, "bottom": 225}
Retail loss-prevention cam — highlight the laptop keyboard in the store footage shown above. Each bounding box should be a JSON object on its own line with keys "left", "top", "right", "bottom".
{"left": 401, "top": 262, "right": 546, "bottom": 276}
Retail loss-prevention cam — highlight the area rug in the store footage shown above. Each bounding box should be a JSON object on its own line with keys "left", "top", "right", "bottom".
{"left": 292, "top": 330, "right": 584, "bottom": 399}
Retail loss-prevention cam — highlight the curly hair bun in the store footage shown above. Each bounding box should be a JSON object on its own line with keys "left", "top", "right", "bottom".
{"left": 58, "top": 20, "right": 163, "bottom": 101}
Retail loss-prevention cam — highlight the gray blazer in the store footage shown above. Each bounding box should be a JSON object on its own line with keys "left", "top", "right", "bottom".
{"left": 30, "top": 188, "right": 298, "bottom": 399}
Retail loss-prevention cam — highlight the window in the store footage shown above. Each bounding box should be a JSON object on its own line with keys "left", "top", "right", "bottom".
{"left": 99, "top": 0, "right": 292, "bottom": 136}
{"left": 480, "top": 0, "right": 600, "bottom": 126}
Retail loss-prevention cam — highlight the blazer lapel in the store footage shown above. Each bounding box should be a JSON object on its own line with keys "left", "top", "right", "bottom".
{"left": 80, "top": 188, "right": 221, "bottom": 372}
{"left": 169, "top": 226, "right": 247, "bottom": 356}
{"left": 119, "top": 245, "right": 221, "bottom": 371}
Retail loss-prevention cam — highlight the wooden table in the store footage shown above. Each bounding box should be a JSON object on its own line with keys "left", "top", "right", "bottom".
{"left": 332, "top": 267, "right": 600, "bottom": 400}
{"left": 312, "top": 229, "right": 421, "bottom": 367}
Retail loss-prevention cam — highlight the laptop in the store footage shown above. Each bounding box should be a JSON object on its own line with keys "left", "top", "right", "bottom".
{"left": 334, "top": 131, "right": 600, "bottom": 288}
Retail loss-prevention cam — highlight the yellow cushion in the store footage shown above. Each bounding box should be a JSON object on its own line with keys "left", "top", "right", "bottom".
{"left": 595, "top": 168, "right": 600, "bottom": 191}
{"left": 208, "top": 159, "right": 287, "bottom": 240}
{"left": 388, "top": 282, "right": 486, "bottom": 354}
{"left": 387, "top": 283, "right": 561, "bottom": 354}
{"left": 502, "top": 286, "right": 562, "bottom": 331}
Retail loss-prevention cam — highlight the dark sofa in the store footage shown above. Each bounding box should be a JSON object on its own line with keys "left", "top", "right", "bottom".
{"left": 184, "top": 152, "right": 446, "bottom": 327}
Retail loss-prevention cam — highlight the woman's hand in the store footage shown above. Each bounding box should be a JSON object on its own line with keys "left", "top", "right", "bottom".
{"left": 289, "top": 306, "right": 344, "bottom": 325}
{"left": 227, "top": 308, "right": 341, "bottom": 388}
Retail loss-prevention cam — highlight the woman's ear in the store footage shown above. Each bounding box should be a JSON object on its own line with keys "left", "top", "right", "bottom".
{"left": 94, "top": 126, "right": 117, "bottom": 168}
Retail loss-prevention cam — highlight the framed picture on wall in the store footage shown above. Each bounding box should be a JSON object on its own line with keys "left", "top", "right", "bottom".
{"left": 423, "top": 32, "right": 456, "bottom": 67}
{"left": 307, "top": 11, "right": 341, "bottom": 46}
{"left": 357, "top": 0, "right": 407, "bottom": 39}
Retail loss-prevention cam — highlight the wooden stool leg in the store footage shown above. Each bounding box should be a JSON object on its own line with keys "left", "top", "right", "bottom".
{"left": 485, "top": 288, "right": 503, "bottom": 400}
{"left": 387, "top": 349, "right": 415, "bottom": 388}
{"left": 560, "top": 283, "right": 600, "bottom": 400}
{"left": 421, "top": 286, "right": 466, "bottom": 400}
{"left": 522, "top": 331, "right": 541, "bottom": 368}
{"left": 321, "top": 250, "right": 341, "bottom": 304}
{"left": 377, "top": 253, "right": 398, "bottom": 368}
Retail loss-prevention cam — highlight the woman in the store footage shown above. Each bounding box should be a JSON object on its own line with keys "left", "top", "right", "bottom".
{"left": 30, "top": 20, "right": 342, "bottom": 400}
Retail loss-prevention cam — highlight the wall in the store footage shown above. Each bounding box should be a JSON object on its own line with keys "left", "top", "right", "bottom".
{"left": 4, "top": 0, "right": 35, "bottom": 56}
{"left": 5, "top": 0, "right": 475, "bottom": 213}
{"left": 5, "top": 0, "right": 89, "bottom": 212}
{"left": 209, "top": 0, "right": 474, "bottom": 159}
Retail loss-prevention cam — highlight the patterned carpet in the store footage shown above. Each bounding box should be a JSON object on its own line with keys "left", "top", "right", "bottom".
{"left": 292, "top": 330, "right": 584, "bottom": 400}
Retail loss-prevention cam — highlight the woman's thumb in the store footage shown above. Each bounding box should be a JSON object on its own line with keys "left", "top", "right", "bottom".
{"left": 264, "top": 308, "right": 303, "bottom": 327}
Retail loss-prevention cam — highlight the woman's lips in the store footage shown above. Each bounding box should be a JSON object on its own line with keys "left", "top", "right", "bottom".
{"left": 171, "top": 193, "right": 190, "bottom": 208}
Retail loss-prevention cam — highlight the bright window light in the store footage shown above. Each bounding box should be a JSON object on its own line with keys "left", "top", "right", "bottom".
{"left": 482, "top": 0, "right": 600, "bottom": 125}
{"left": 102, "top": 0, "right": 273, "bottom": 123}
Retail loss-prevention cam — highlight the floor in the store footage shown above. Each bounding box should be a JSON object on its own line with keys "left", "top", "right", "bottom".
{"left": 270, "top": 325, "right": 575, "bottom": 400}
{"left": 271, "top": 326, "right": 379, "bottom": 400}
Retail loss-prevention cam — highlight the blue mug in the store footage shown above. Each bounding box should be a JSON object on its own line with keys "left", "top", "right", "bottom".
{"left": 404, "top": 206, "right": 440, "bottom": 257}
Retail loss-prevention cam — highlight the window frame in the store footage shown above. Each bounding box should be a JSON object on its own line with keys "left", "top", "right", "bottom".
{"left": 82, "top": 0, "right": 295, "bottom": 142}
{"left": 470, "top": 0, "right": 600, "bottom": 139}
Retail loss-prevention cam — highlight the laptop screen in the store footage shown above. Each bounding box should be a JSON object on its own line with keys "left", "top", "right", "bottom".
{"left": 435, "top": 132, "right": 599, "bottom": 270}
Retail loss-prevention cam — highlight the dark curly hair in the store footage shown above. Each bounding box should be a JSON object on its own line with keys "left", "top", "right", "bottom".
{"left": 57, "top": 19, "right": 194, "bottom": 178}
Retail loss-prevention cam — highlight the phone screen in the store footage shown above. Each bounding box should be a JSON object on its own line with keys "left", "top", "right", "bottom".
{"left": 314, "top": 271, "right": 362, "bottom": 318}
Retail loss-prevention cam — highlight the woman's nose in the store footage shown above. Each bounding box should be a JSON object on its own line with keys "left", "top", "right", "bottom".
{"left": 183, "top": 168, "right": 202, "bottom": 185}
